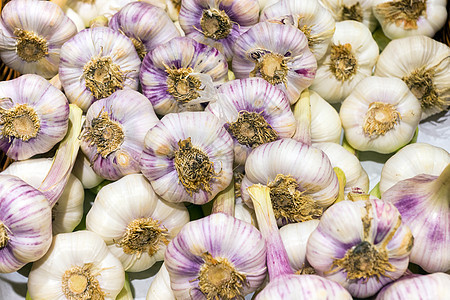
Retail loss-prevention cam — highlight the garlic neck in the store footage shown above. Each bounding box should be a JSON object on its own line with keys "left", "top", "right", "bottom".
{"left": 292, "top": 89, "right": 312, "bottom": 145}
{"left": 211, "top": 179, "right": 235, "bottom": 216}
{"left": 429, "top": 163, "right": 450, "bottom": 206}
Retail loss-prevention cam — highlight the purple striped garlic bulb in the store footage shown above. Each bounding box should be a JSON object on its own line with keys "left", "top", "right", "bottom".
{"left": 306, "top": 197, "right": 414, "bottom": 298}
{"left": 178, "top": 0, "right": 260, "bottom": 60}
{"left": 80, "top": 89, "right": 159, "bottom": 181}
{"left": 232, "top": 21, "right": 317, "bottom": 104}
{"left": 140, "top": 111, "right": 234, "bottom": 205}
{"left": 140, "top": 36, "right": 227, "bottom": 116}
{"left": 206, "top": 77, "right": 296, "bottom": 165}
{"left": 0, "top": 74, "right": 69, "bottom": 160}
{"left": 109, "top": 1, "right": 181, "bottom": 60}
{"left": 164, "top": 212, "right": 267, "bottom": 299}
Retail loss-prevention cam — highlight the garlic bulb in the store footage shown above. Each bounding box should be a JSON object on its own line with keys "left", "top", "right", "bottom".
{"left": 241, "top": 138, "right": 339, "bottom": 225}
{"left": 0, "top": 74, "right": 69, "bottom": 160}
{"left": 314, "top": 142, "right": 369, "bottom": 195}
{"left": 2, "top": 158, "right": 84, "bottom": 235}
{"left": 140, "top": 36, "right": 227, "bottom": 116}
{"left": 307, "top": 197, "right": 414, "bottom": 298}
{"left": 0, "top": 0, "right": 77, "bottom": 78}
{"left": 59, "top": 26, "right": 141, "bottom": 112}
{"left": 27, "top": 230, "right": 125, "bottom": 300}
{"left": 206, "top": 77, "right": 296, "bottom": 165}
{"left": 372, "top": 0, "right": 447, "bottom": 39}
{"left": 80, "top": 89, "right": 159, "bottom": 181}
{"left": 0, "top": 175, "right": 52, "bottom": 273}
{"left": 260, "top": 0, "right": 336, "bottom": 62}
{"left": 146, "top": 263, "right": 175, "bottom": 300}
{"left": 232, "top": 21, "right": 317, "bottom": 104}
{"left": 109, "top": 1, "right": 181, "bottom": 60}
{"left": 379, "top": 143, "right": 450, "bottom": 194}
{"left": 178, "top": 0, "right": 260, "bottom": 60}
{"left": 72, "top": 151, "right": 104, "bottom": 189}
{"left": 86, "top": 174, "right": 189, "bottom": 272}
{"left": 376, "top": 273, "right": 450, "bottom": 299}
{"left": 382, "top": 164, "right": 450, "bottom": 273}
{"left": 164, "top": 212, "right": 267, "bottom": 299}
{"left": 374, "top": 35, "right": 450, "bottom": 120}
{"left": 319, "top": 0, "right": 378, "bottom": 32}
{"left": 340, "top": 76, "right": 421, "bottom": 154}
{"left": 310, "top": 20, "right": 379, "bottom": 103}
{"left": 140, "top": 111, "right": 234, "bottom": 205}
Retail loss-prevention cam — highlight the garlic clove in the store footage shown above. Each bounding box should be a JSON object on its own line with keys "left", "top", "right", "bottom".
{"left": 146, "top": 263, "right": 175, "bottom": 300}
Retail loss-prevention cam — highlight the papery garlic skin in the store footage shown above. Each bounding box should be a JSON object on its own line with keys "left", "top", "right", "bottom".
{"left": 140, "top": 36, "right": 227, "bottom": 115}
{"left": 80, "top": 89, "right": 159, "bottom": 181}
{"left": 340, "top": 76, "right": 421, "bottom": 154}
{"left": 86, "top": 174, "right": 189, "bottom": 272}
{"left": 233, "top": 21, "right": 317, "bottom": 104}
{"left": 309, "top": 90, "right": 342, "bottom": 144}
{"left": 59, "top": 26, "right": 141, "bottom": 112}
{"left": 0, "top": 175, "right": 52, "bottom": 273}
{"left": 379, "top": 143, "right": 450, "bottom": 194}
{"left": 27, "top": 230, "right": 125, "bottom": 300}
{"left": 2, "top": 158, "right": 84, "bottom": 235}
{"left": 72, "top": 151, "right": 104, "bottom": 189}
{"left": 165, "top": 212, "right": 267, "bottom": 299}
{"left": 140, "top": 111, "right": 234, "bottom": 205}
{"left": 376, "top": 273, "right": 450, "bottom": 300}
{"left": 307, "top": 197, "right": 413, "bottom": 298}
{"left": 206, "top": 77, "right": 296, "bottom": 165}
{"left": 260, "top": 0, "right": 336, "bottom": 62}
{"left": 310, "top": 20, "right": 379, "bottom": 103}
{"left": 0, "top": 0, "right": 77, "bottom": 78}
{"left": 372, "top": 0, "right": 447, "bottom": 39}
{"left": 0, "top": 74, "right": 69, "bottom": 160}
{"left": 146, "top": 263, "right": 175, "bottom": 300}
{"left": 314, "top": 142, "right": 369, "bottom": 195}
{"left": 375, "top": 36, "right": 450, "bottom": 120}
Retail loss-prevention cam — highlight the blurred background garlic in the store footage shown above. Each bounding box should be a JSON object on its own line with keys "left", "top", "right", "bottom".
{"left": 375, "top": 35, "right": 450, "bottom": 120}
{"left": 59, "top": 26, "right": 141, "bottom": 112}
{"left": 233, "top": 21, "right": 317, "bottom": 104}
{"left": 0, "top": 0, "right": 77, "bottom": 78}
{"left": 310, "top": 20, "right": 379, "bottom": 103}
{"left": 140, "top": 36, "right": 227, "bottom": 116}
{"left": 86, "top": 174, "right": 189, "bottom": 272}
{"left": 340, "top": 76, "right": 421, "bottom": 154}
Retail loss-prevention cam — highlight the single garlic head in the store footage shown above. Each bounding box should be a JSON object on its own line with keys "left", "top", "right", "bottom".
{"left": 340, "top": 76, "right": 422, "bottom": 153}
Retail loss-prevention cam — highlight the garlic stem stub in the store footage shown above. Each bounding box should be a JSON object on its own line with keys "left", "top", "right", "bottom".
{"left": 340, "top": 76, "right": 421, "bottom": 154}
{"left": 178, "top": 0, "right": 260, "bottom": 60}
{"left": 140, "top": 111, "right": 234, "bottom": 205}
{"left": 0, "top": 0, "right": 77, "bottom": 78}
{"left": 0, "top": 175, "right": 52, "bottom": 273}
{"left": 59, "top": 26, "right": 141, "bottom": 112}
{"left": 0, "top": 74, "right": 69, "bottom": 160}
{"left": 306, "top": 197, "right": 414, "bottom": 298}
{"left": 206, "top": 77, "right": 296, "bottom": 166}
{"left": 232, "top": 21, "right": 317, "bottom": 104}
{"left": 27, "top": 230, "right": 125, "bottom": 300}
{"left": 80, "top": 89, "right": 159, "bottom": 181}
{"left": 140, "top": 36, "right": 227, "bottom": 116}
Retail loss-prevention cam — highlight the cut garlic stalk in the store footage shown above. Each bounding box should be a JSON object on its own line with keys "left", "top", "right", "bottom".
{"left": 340, "top": 76, "right": 421, "bottom": 154}
{"left": 146, "top": 263, "right": 175, "bottom": 300}
{"left": 375, "top": 35, "right": 450, "bottom": 120}
{"left": 86, "top": 174, "right": 189, "bottom": 272}
{"left": 27, "top": 230, "right": 125, "bottom": 300}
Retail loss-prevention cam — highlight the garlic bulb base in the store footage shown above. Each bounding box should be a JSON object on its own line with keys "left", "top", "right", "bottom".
{"left": 62, "top": 263, "right": 105, "bottom": 299}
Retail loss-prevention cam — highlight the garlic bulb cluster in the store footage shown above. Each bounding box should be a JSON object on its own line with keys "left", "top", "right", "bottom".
{"left": 27, "top": 230, "right": 125, "bottom": 300}
{"left": 307, "top": 197, "right": 414, "bottom": 298}
{"left": 59, "top": 26, "right": 141, "bottom": 112}
{"left": 0, "top": 74, "right": 69, "bottom": 160}
{"left": 80, "top": 89, "right": 159, "bottom": 181}
{"left": 86, "top": 174, "right": 189, "bottom": 272}
{"left": 140, "top": 36, "right": 227, "bottom": 116}
{"left": 233, "top": 21, "right": 317, "bottom": 104}
{"left": 0, "top": 175, "right": 52, "bottom": 273}
{"left": 372, "top": 0, "right": 448, "bottom": 39}
{"left": 340, "top": 76, "right": 421, "bottom": 153}
{"left": 0, "top": 0, "right": 77, "bottom": 78}
{"left": 375, "top": 35, "right": 450, "bottom": 120}
{"left": 206, "top": 77, "right": 296, "bottom": 165}
{"left": 140, "top": 112, "right": 234, "bottom": 205}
